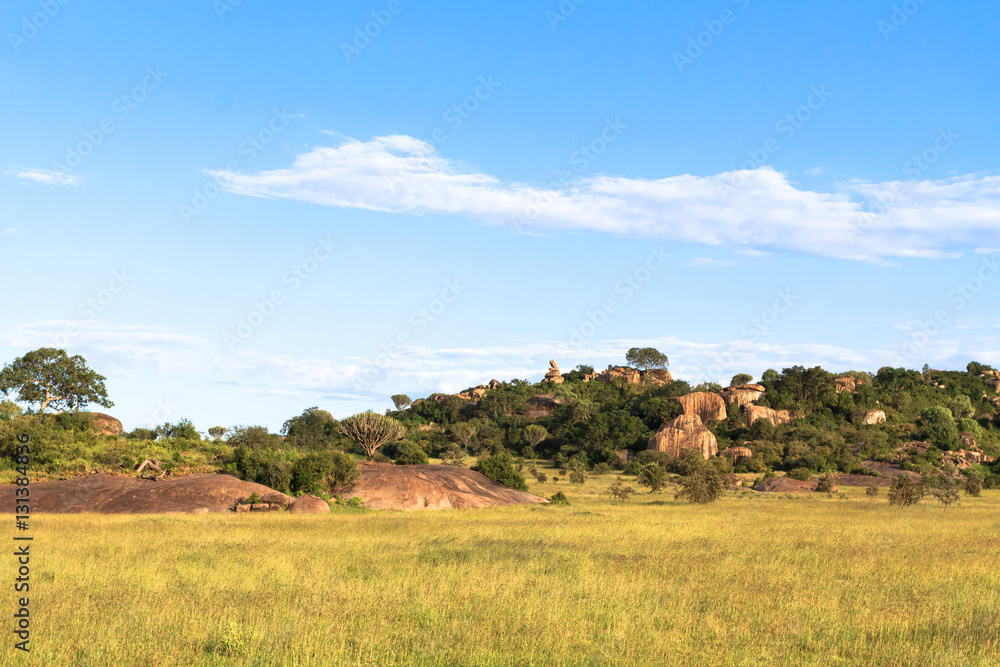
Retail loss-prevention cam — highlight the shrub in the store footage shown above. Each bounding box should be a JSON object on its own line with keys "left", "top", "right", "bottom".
{"left": 472, "top": 450, "right": 528, "bottom": 492}
{"left": 637, "top": 463, "right": 669, "bottom": 493}
{"left": 930, "top": 473, "right": 962, "bottom": 509}
{"left": 568, "top": 465, "right": 586, "bottom": 485}
{"left": 888, "top": 476, "right": 923, "bottom": 507}
{"left": 674, "top": 467, "right": 724, "bottom": 504}
{"left": 965, "top": 474, "right": 983, "bottom": 497}
{"left": 814, "top": 473, "right": 836, "bottom": 493}
{"left": 607, "top": 481, "right": 635, "bottom": 502}
{"left": 866, "top": 485, "right": 880, "bottom": 500}
{"left": 393, "top": 441, "right": 428, "bottom": 465}
{"left": 548, "top": 491, "right": 570, "bottom": 505}
{"left": 787, "top": 467, "right": 812, "bottom": 481}
{"left": 594, "top": 462, "right": 613, "bottom": 475}
{"left": 246, "top": 492, "right": 262, "bottom": 505}
{"left": 533, "top": 470, "right": 547, "bottom": 483}
{"left": 290, "top": 451, "right": 360, "bottom": 495}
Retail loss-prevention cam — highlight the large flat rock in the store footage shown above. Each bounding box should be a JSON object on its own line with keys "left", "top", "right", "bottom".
{"left": 351, "top": 462, "right": 547, "bottom": 510}
{"left": 0, "top": 473, "right": 291, "bottom": 514}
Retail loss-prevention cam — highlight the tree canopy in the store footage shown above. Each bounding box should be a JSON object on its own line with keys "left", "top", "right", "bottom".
{"left": 0, "top": 348, "right": 112, "bottom": 414}
{"left": 625, "top": 347, "right": 669, "bottom": 370}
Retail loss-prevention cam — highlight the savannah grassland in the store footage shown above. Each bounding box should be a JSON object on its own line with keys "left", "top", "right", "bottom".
{"left": 7, "top": 475, "right": 1000, "bottom": 667}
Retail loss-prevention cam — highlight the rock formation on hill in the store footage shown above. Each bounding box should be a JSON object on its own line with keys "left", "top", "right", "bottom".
{"left": 599, "top": 365, "right": 641, "bottom": 384}
{"left": 89, "top": 412, "right": 124, "bottom": 436}
{"left": 641, "top": 368, "right": 673, "bottom": 384}
{"left": 744, "top": 405, "right": 793, "bottom": 426}
{"left": 720, "top": 446, "right": 753, "bottom": 463}
{"left": 488, "top": 379, "right": 502, "bottom": 390}
{"left": 835, "top": 377, "right": 861, "bottom": 394}
{"left": 670, "top": 392, "right": 727, "bottom": 425}
{"left": 863, "top": 409, "right": 887, "bottom": 425}
{"left": 523, "top": 394, "right": 564, "bottom": 418}
{"left": 984, "top": 395, "right": 1000, "bottom": 409}
{"left": 543, "top": 360, "right": 564, "bottom": 384}
{"left": 722, "top": 384, "right": 766, "bottom": 407}
{"left": 647, "top": 414, "right": 718, "bottom": 460}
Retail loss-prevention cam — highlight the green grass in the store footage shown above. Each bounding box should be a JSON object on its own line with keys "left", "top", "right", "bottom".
{"left": 6, "top": 474, "right": 1000, "bottom": 666}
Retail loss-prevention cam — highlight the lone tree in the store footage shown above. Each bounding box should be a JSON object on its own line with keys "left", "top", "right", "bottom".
{"left": 391, "top": 394, "right": 412, "bottom": 412}
{"left": 340, "top": 412, "right": 405, "bottom": 459}
{"left": 523, "top": 425, "right": 548, "bottom": 454}
{"left": 731, "top": 373, "right": 753, "bottom": 386}
{"left": 625, "top": 347, "right": 669, "bottom": 371}
{"left": 0, "top": 348, "right": 112, "bottom": 414}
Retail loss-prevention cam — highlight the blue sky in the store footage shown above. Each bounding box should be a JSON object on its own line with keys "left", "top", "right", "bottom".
{"left": 2, "top": 0, "right": 998, "bottom": 433}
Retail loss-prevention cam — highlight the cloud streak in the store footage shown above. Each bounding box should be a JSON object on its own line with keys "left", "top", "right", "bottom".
{"left": 207, "top": 134, "right": 1000, "bottom": 262}
{"left": 5, "top": 167, "right": 82, "bottom": 186}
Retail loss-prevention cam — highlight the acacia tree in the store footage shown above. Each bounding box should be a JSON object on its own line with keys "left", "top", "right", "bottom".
{"left": 340, "top": 412, "right": 405, "bottom": 459}
{"left": 625, "top": 347, "right": 669, "bottom": 370}
{"left": 0, "top": 348, "right": 112, "bottom": 414}
{"left": 391, "top": 394, "right": 412, "bottom": 412}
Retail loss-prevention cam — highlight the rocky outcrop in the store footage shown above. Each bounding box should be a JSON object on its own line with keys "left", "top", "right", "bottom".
{"left": 641, "top": 369, "right": 674, "bottom": 385}
{"left": 981, "top": 369, "right": 1000, "bottom": 379}
{"left": 744, "top": 405, "right": 793, "bottom": 426}
{"left": 647, "top": 414, "right": 718, "bottom": 460}
{"left": 863, "top": 409, "right": 887, "bottom": 425}
{"left": 720, "top": 446, "right": 753, "bottom": 463}
{"left": 670, "top": 392, "right": 727, "bottom": 425}
{"left": 523, "top": 394, "right": 564, "bottom": 419}
{"left": 723, "top": 474, "right": 743, "bottom": 488}
{"left": 958, "top": 431, "right": 976, "bottom": 448}
{"left": 287, "top": 495, "right": 331, "bottom": 514}
{"left": 488, "top": 379, "right": 502, "bottom": 390}
{"left": 753, "top": 477, "right": 839, "bottom": 494}
{"left": 984, "top": 395, "right": 1000, "bottom": 409}
{"left": 351, "top": 462, "right": 547, "bottom": 510}
{"left": 89, "top": 412, "right": 124, "bottom": 436}
{"left": 834, "top": 376, "right": 868, "bottom": 394}
{"left": 543, "top": 360, "right": 564, "bottom": 384}
{"left": 722, "top": 384, "right": 765, "bottom": 407}
{"left": 599, "top": 365, "right": 641, "bottom": 385}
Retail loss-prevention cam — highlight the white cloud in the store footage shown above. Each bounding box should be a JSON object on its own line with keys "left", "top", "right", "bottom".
{"left": 804, "top": 167, "right": 824, "bottom": 176}
{"left": 975, "top": 247, "right": 998, "bottom": 254}
{"left": 206, "top": 134, "right": 1000, "bottom": 262}
{"left": 5, "top": 167, "right": 81, "bottom": 186}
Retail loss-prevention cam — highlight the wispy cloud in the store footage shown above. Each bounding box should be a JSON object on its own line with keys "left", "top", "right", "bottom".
{"left": 690, "top": 258, "right": 732, "bottom": 269}
{"left": 5, "top": 167, "right": 81, "bottom": 186}
{"left": 206, "top": 134, "right": 1000, "bottom": 262}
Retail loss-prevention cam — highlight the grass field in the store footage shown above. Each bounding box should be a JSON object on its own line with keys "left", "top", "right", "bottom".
{"left": 5, "top": 474, "right": 1000, "bottom": 666}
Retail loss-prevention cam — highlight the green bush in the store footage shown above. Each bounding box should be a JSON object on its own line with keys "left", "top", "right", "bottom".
{"left": 888, "top": 476, "right": 923, "bottom": 507}
{"left": 787, "top": 467, "right": 812, "bottom": 481}
{"left": 674, "top": 467, "right": 723, "bottom": 504}
{"left": 290, "top": 451, "right": 360, "bottom": 495}
{"left": 814, "top": 473, "right": 836, "bottom": 493}
{"left": 548, "top": 491, "right": 570, "bottom": 505}
{"left": 473, "top": 450, "right": 528, "bottom": 491}
{"left": 393, "top": 441, "right": 428, "bottom": 465}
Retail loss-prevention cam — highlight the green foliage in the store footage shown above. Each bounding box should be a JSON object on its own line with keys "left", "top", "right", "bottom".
{"left": 920, "top": 406, "right": 959, "bottom": 450}
{"left": 0, "top": 348, "right": 113, "bottom": 414}
{"left": 964, "top": 473, "right": 983, "bottom": 497}
{"left": 246, "top": 492, "right": 262, "bottom": 505}
{"left": 637, "top": 463, "right": 668, "bottom": 492}
{"left": 290, "top": 450, "right": 360, "bottom": 494}
{"left": 391, "top": 394, "right": 412, "bottom": 411}
{"left": 472, "top": 450, "right": 528, "bottom": 492}
{"left": 948, "top": 395, "right": 974, "bottom": 419}
{"left": 674, "top": 467, "right": 723, "bottom": 504}
{"left": 547, "top": 491, "right": 570, "bottom": 505}
{"left": 787, "top": 467, "right": 811, "bottom": 481}
{"left": 888, "top": 476, "right": 923, "bottom": 507}
{"left": 155, "top": 418, "right": 200, "bottom": 441}
{"left": 281, "top": 407, "right": 341, "bottom": 450}
{"left": 208, "top": 426, "right": 227, "bottom": 440}
{"left": 866, "top": 485, "right": 880, "bottom": 500}
{"left": 929, "top": 473, "right": 962, "bottom": 509}
{"left": 731, "top": 373, "right": 753, "bottom": 386}
{"left": 625, "top": 347, "right": 669, "bottom": 370}
{"left": 607, "top": 480, "right": 636, "bottom": 502}
{"left": 340, "top": 412, "right": 406, "bottom": 459}
{"left": 0, "top": 399, "right": 22, "bottom": 421}
{"left": 815, "top": 473, "right": 836, "bottom": 493}
{"left": 524, "top": 424, "right": 548, "bottom": 452}
{"left": 392, "top": 441, "right": 429, "bottom": 465}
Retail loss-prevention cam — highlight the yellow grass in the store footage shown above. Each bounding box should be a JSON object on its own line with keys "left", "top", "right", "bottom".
{"left": 5, "top": 475, "right": 1000, "bottom": 666}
